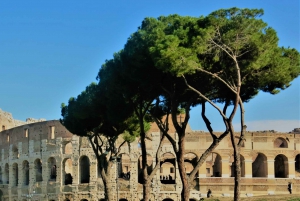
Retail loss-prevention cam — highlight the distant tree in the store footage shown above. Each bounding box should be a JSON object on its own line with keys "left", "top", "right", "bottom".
{"left": 61, "top": 82, "right": 140, "bottom": 201}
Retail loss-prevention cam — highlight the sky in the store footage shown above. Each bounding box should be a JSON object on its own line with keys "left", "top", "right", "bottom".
{"left": 0, "top": 0, "right": 299, "bottom": 132}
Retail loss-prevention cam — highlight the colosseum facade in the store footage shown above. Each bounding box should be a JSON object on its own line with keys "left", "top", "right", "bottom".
{"left": 0, "top": 110, "right": 299, "bottom": 201}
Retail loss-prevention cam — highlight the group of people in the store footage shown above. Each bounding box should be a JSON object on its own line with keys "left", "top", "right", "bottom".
{"left": 119, "top": 172, "right": 130, "bottom": 180}
{"left": 160, "top": 175, "right": 173, "bottom": 180}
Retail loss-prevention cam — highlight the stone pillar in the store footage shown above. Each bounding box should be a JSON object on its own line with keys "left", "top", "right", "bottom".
{"left": 267, "top": 160, "right": 275, "bottom": 178}
{"left": 71, "top": 136, "right": 80, "bottom": 185}
{"left": 244, "top": 159, "right": 253, "bottom": 178}
{"left": 18, "top": 142, "right": 22, "bottom": 157}
{"left": 56, "top": 137, "right": 63, "bottom": 155}
{"left": 29, "top": 162, "right": 36, "bottom": 185}
{"left": 0, "top": 148, "right": 3, "bottom": 161}
{"left": 287, "top": 160, "right": 295, "bottom": 178}
{"left": 89, "top": 159, "right": 97, "bottom": 193}
{"left": 130, "top": 157, "right": 138, "bottom": 201}
{"left": 17, "top": 163, "right": 23, "bottom": 201}
{"left": 41, "top": 139, "right": 48, "bottom": 183}
{"left": 221, "top": 159, "right": 230, "bottom": 178}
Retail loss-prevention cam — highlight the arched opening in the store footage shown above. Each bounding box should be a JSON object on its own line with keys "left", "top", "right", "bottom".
{"left": 80, "top": 199, "right": 88, "bottom": 201}
{"left": 184, "top": 162, "right": 193, "bottom": 175}
{"left": 160, "top": 152, "right": 176, "bottom": 184}
{"left": 274, "top": 137, "right": 288, "bottom": 148}
{"left": 119, "top": 199, "right": 128, "bottom": 201}
{"left": 34, "top": 159, "right": 43, "bottom": 182}
{"left": 206, "top": 152, "right": 222, "bottom": 177}
{"left": 0, "top": 167, "right": 2, "bottom": 184}
{"left": 138, "top": 154, "right": 153, "bottom": 184}
{"left": 80, "top": 156, "right": 90, "bottom": 183}
{"left": 12, "top": 145, "right": 19, "bottom": 159}
{"left": 0, "top": 189, "right": 3, "bottom": 201}
{"left": 252, "top": 153, "right": 267, "bottom": 177}
{"left": 64, "top": 142, "right": 72, "bottom": 154}
{"left": 184, "top": 152, "right": 198, "bottom": 174}
{"left": 22, "top": 160, "right": 29, "bottom": 185}
{"left": 230, "top": 154, "right": 245, "bottom": 177}
{"left": 295, "top": 154, "right": 300, "bottom": 178}
{"left": 63, "top": 158, "right": 73, "bottom": 185}
{"left": 4, "top": 163, "right": 9, "bottom": 184}
{"left": 118, "top": 153, "right": 131, "bottom": 180}
{"left": 12, "top": 163, "right": 18, "bottom": 186}
{"left": 162, "top": 199, "right": 174, "bottom": 201}
{"left": 189, "top": 199, "right": 197, "bottom": 201}
{"left": 48, "top": 157, "right": 56, "bottom": 181}
{"left": 274, "top": 154, "right": 288, "bottom": 178}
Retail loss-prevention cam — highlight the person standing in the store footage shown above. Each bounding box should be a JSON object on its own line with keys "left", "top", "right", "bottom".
{"left": 207, "top": 189, "right": 212, "bottom": 198}
{"left": 288, "top": 182, "right": 292, "bottom": 194}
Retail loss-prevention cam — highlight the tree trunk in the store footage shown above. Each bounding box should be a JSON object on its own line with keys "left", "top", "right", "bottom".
{"left": 229, "top": 123, "right": 241, "bottom": 201}
{"left": 177, "top": 135, "right": 190, "bottom": 201}
{"left": 103, "top": 180, "right": 114, "bottom": 201}
{"left": 143, "top": 181, "right": 151, "bottom": 201}
{"left": 233, "top": 150, "right": 241, "bottom": 201}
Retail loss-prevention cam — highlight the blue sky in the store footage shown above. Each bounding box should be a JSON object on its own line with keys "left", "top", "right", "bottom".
{"left": 0, "top": 0, "right": 299, "bottom": 132}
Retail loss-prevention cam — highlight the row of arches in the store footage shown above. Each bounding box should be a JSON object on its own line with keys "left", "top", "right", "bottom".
{"left": 1, "top": 152, "right": 299, "bottom": 187}
{"left": 0, "top": 158, "right": 54, "bottom": 185}
{"left": 0, "top": 155, "right": 93, "bottom": 186}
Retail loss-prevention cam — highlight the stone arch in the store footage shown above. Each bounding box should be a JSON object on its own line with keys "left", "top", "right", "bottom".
{"left": 64, "top": 142, "right": 72, "bottom": 154}
{"left": 119, "top": 199, "right": 128, "bottom": 201}
{"left": 162, "top": 199, "right": 174, "bottom": 201}
{"left": 12, "top": 145, "right": 19, "bottom": 159}
{"left": 138, "top": 154, "right": 153, "bottom": 184}
{"left": 184, "top": 152, "right": 198, "bottom": 169}
{"left": 63, "top": 158, "right": 73, "bottom": 185}
{"left": 118, "top": 153, "right": 131, "bottom": 180}
{"left": 4, "top": 163, "right": 9, "bottom": 184}
{"left": 22, "top": 160, "right": 29, "bottom": 185}
{"left": 80, "top": 199, "right": 88, "bottom": 201}
{"left": 230, "top": 154, "right": 245, "bottom": 177}
{"left": 274, "top": 137, "right": 288, "bottom": 148}
{"left": 184, "top": 162, "right": 193, "bottom": 174}
{"left": 252, "top": 153, "right": 267, "bottom": 177}
{"left": 34, "top": 158, "right": 43, "bottom": 182}
{"left": 274, "top": 154, "right": 288, "bottom": 178}
{"left": 206, "top": 152, "right": 222, "bottom": 177}
{"left": 160, "top": 152, "right": 176, "bottom": 184}
{"left": 295, "top": 154, "right": 300, "bottom": 177}
{"left": 48, "top": 157, "right": 57, "bottom": 181}
{"left": 12, "top": 163, "right": 18, "bottom": 186}
{"left": 80, "top": 155, "right": 90, "bottom": 183}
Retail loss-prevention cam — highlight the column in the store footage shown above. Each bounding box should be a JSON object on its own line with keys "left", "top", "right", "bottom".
{"left": 244, "top": 159, "right": 253, "bottom": 178}
{"left": 198, "top": 163, "right": 206, "bottom": 178}
{"left": 287, "top": 160, "right": 295, "bottom": 178}
{"left": 267, "top": 160, "right": 275, "bottom": 178}
{"left": 221, "top": 159, "right": 230, "bottom": 178}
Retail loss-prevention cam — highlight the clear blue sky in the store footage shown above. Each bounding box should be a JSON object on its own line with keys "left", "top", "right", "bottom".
{"left": 0, "top": 0, "right": 299, "bottom": 132}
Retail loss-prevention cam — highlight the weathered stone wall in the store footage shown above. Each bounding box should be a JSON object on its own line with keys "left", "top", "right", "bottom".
{"left": 0, "top": 111, "right": 299, "bottom": 201}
